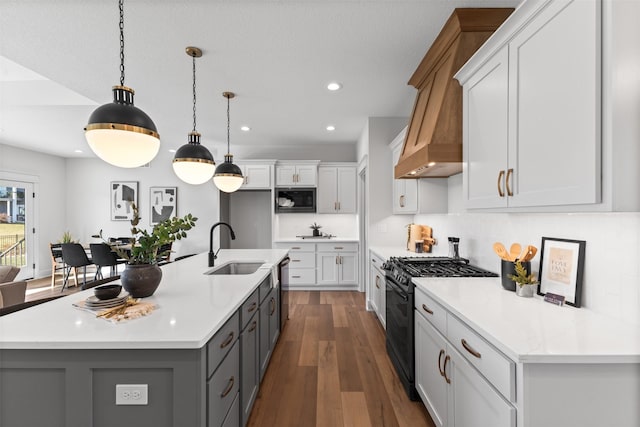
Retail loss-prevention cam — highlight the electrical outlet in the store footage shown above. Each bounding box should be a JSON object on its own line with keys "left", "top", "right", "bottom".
{"left": 116, "top": 384, "right": 148, "bottom": 405}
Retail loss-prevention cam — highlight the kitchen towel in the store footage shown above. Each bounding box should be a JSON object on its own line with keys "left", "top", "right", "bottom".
{"left": 258, "top": 263, "right": 279, "bottom": 288}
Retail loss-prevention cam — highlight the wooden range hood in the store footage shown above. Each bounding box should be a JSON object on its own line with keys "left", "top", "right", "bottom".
{"left": 395, "top": 8, "right": 513, "bottom": 179}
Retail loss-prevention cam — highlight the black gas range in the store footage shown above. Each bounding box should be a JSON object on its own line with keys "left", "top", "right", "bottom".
{"left": 382, "top": 256, "right": 497, "bottom": 401}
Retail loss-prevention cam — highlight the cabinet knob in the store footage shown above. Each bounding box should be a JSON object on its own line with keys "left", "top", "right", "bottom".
{"left": 506, "top": 168, "right": 514, "bottom": 197}
{"left": 220, "top": 376, "right": 235, "bottom": 398}
{"left": 438, "top": 349, "right": 445, "bottom": 377}
{"left": 461, "top": 338, "right": 482, "bottom": 359}
{"left": 497, "top": 170, "right": 505, "bottom": 197}
{"left": 443, "top": 355, "right": 451, "bottom": 384}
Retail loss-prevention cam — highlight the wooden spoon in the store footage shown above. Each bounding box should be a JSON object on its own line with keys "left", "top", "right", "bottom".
{"left": 521, "top": 246, "right": 537, "bottom": 262}
{"left": 509, "top": 243, "right": 521, "bottom": 262}
{"left": 493, "top": 242, "right": 510, "bottom": 261}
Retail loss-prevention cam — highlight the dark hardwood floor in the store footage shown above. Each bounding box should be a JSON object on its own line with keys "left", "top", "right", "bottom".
{"left": 248, "top": 291, "right": 435, "bottom": 427}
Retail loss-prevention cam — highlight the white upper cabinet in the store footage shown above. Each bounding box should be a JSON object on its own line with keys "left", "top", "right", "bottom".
{"left": 390, "top": 127, "right": 418, "bottom": 214}
{"left": 237, "top": 163, "right": 272, "bottom": 190}
{"left": 457, "top": 0, "right": 602, "bottom": 211}
{"left": 276, "top": 162, "right": 318, "bottom": 187}
{"left": 317, "top": 165, "right": 357, "bottom": 214}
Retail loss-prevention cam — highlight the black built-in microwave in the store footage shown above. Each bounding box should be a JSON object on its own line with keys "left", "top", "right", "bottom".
{"left": 275, "top": 188, "right": 316, "bottom": 213}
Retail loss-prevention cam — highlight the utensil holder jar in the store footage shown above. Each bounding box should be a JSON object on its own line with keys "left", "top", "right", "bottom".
{"left": 500, "top": 260, "right": 531, "bottom": 292}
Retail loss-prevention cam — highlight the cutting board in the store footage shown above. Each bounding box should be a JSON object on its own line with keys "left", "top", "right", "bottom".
{"left": 407, "top": 224, "right": 435, "bottom": 252}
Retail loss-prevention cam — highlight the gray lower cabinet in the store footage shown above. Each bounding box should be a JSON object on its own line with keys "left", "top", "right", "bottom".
{"left": 240, "top": 312, "right": 259, "bottom": 426}
{"left": 0, "top": 275, "right": 280, "bottom": 427}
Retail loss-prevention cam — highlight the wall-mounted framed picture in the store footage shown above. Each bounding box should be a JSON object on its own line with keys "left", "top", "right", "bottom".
{"left": 150, "top": 187, "right": 177, "bottom": 225}
{"left": 110, "top": 181, "right": 138, "bottom": 221}
{"left": 537, "top": 237, "right": 586, "bottom": 307}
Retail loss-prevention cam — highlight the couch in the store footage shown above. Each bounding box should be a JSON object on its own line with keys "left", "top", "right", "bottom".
{"left": 0, "top": 265, "right": 26, "bottom": 309}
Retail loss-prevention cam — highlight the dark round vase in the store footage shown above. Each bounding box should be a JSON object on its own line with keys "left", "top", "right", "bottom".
{"left": 121, "top": 264, "right": 162, "bottom": 298}
{"left": 500, "top": 260, "right": 531, "bottom": 292}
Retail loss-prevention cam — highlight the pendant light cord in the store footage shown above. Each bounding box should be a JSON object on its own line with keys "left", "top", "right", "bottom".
{"left": 192, "top": 55, "right": 197, "bottom": 132}
{"left": 119, "top": 0, "right": 125, "bottom": 86}
{"left": 226, "top": 95, "right": 231, "bottom": 154}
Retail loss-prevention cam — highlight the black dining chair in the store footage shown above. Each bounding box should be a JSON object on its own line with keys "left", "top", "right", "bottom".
{"left": 157, "top": 242, "right": 172, "bottom": 265}
{"left": 90, "top": 243, "right": 127, "bottom": 280}
{"left": 60, "top": 243, "right": 95, "bottom": 292}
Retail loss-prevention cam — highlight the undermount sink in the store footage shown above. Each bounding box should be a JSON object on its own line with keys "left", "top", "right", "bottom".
{"left": 205, "top": 261, "right": 265, "bottom": 276}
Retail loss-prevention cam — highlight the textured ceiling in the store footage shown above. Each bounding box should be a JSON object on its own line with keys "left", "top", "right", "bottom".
{"left": 0, "top": 0, "right": 519, "bottom": 159}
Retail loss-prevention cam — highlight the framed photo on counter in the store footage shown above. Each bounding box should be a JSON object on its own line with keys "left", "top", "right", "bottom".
{"left": 537, "top": 237, "right": 586, "bottom": 307}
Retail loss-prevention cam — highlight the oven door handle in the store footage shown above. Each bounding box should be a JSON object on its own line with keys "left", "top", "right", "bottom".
{"left": 386, "top": 281, "right": 409, "bottom": 302}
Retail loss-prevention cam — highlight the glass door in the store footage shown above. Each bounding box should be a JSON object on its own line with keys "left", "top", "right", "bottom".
{"left": 0, "top": 180, "right": 34, "bottom": 280}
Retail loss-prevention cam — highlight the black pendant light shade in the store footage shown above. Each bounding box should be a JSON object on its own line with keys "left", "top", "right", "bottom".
{"left": 85, "top": 0, "right": 160, "bottom": 168}
{"left": 213, "top": 92, "right": 244, "bottom": 193}
{"left": 172, "top": 46, "right": 216, "bottom": 185}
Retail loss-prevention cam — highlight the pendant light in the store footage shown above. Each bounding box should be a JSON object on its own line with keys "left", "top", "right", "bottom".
{"left": 172, "top": 47, "right": 216, "bottom": 185}
{"left": 213, "top": 92, "right": 244, "bottom": 193}
{"left": 84, "top": 0, "right": 160, "bottom": 168}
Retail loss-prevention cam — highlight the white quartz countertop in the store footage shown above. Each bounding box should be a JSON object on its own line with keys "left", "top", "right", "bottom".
{"left": 0, "top": 249, "right": 288, "bottom": 350}
{"left": 274, "top": 237, "right": 359, "bottom": 243}
{"left": 414, "top": 277, "right": 640, "bottom": 364}
{"left": 369, "top": 245, "right": 428, "bottom": 260}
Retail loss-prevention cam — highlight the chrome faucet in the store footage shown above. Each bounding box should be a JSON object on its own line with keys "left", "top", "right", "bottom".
{"left": 209, "top": 222, "right": 236, "bottom": 267}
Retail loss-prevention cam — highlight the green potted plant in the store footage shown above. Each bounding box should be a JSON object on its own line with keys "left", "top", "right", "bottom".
{"left": 60, "top": 231, "right": 75, "bottom": 243}
{"left": 94, "top": 202, "right": 197, "bottom": 298}
{"left": 507, "top": 261, "right": 539, "bottom": 297}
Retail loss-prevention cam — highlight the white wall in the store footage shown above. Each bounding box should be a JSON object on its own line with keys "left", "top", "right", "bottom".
{"left": 234, "top": 143, "right": 357, "bottom": 162}
{"left": 414, "top": 174, "right": 640, "bottom": 325}
{"left": 65, "top": 150, "right": 221, "bottom": 262}
{"left": 273, "top": 213, "right": 358, "bottom": 239}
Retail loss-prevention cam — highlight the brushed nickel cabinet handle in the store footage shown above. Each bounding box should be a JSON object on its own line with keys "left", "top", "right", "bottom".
{"left": 292, "top": 275, "right": 301, "bottom": 279}
{"left": 291, "top": 246, "right": 301, "bottom": 250}
{"left": 461, "top": 338, "right": 482, "bottom": 359}
{"left": 336, "top": 256, "right": 339, "bottom": 264}
{"left": 438, "top": 349, "right": 445, "bottom": 377}
{"left": 334, "top": 201, "right": 337, "bottom": 210}
{"left": 375, "top": 276, "right": 380, "bottom": 289}
{"left": 220, "top": 332, "right": 235, "bottom": 349}
{"left": 506, "top": 168, "right": 513, "bottom": 197}
{"left": 422, "top": 303, "right": 434, "bottom": 315}
{"left": 443, "top": 355, "right": 451, "bottom": 384}
{"left": 338, "top": 201, "right": 341, "bottom": 210}
{"left": 220, "top": 376, "right": 235, "bottom": 398}
{"left": 248, "top": 320, "right": 257, "bottom": 332}
{"left": 497, "top": 170, "right": 505, "bottom": 197}
{"left": 334, "top": 246, "right": 344, "bottom": 250}
{"left": 339, "top": 256, "right": 342, "bottom": 264}
{"left": 247, "top": 302, "right": 257, "bottom": 313}
{"left": 400, "top": 195, "right": 405, "bottom": 207}
{"left": 292, "top": 259, "right": 301, "bottom": 262}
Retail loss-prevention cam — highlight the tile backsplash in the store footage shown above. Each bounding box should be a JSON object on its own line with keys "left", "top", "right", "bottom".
{"left": 413, "top": 211, "right": 640, "bottom": 325}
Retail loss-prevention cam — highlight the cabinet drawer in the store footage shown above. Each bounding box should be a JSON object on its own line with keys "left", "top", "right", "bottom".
{"left": 240, "top": 288, "right": 259, "bottom": 330}
{"left": 370, "top": 251, "right": 385, "bottom": 272}
{"left": 221, "top": 392, "right": 239, "bottom": 427}
{"left": 258, "top": 276, "right": 271, "bottom": 303}
{"left": 289, "top": 268, "right": 316, "bottom": 285}
{"left": 316, "top": 242, "right": 358, "bottom": 252}
{"left": 274, "top": 242, "right": 315, "bottom": 252}
{"left": 207, "top": 340, "right": 239, "bottom": 427}
{"left": 289, "top": 252, "right": 315, "bottom": 268}
{"left": 415, "top": 289, "right": 446, "bottom": 337}
{"left": 207, "top": 311, "right": 239, "bottom": 379}
{"left": 447, "top": 313, "right": 515, "bottom": 402}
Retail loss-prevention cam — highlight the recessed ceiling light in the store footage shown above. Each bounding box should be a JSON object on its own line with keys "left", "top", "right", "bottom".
{"left": 327, "top": 82, "right": 342, "bottom": 91}
{"left": 326, "top": 125, "right": 336, "bottom": 131}
{"left": 240, "top": 126, "right": 251, "bottom": 132}
{"left": 74, "top": 149, "right": 83, "bottom": 153}
{"left": 168, "top": 149, "right": 177, "bottom": 153}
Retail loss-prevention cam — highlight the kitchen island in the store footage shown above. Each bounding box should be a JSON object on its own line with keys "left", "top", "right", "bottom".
{"left": 0, "top": 249, "right": 288, "bottom": 427}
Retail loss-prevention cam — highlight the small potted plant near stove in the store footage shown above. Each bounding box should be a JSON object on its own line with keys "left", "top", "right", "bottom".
{"left": 508, "top": 261, "right": 538, "bottom": 298}
{"left": 310, "top": 222, "right": 322, "bottom": 237}
{"left": 94, "top": 202, "right": 197, "bottom": 298}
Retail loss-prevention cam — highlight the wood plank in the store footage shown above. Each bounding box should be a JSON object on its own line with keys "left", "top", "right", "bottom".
{"left": 298, "top": 316, "right": 320, "bottom": 366}
{"left": 342, "top": 392, "right": 373, "bottom": 427}
{"left": 316, "top": 340, "right": 343, "bottom": 427}
{"left": 332, "top": 304, "right": 349, "bottom": 328}
{"left": 335, "top": 327, "right": 363, "bottom": 392}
